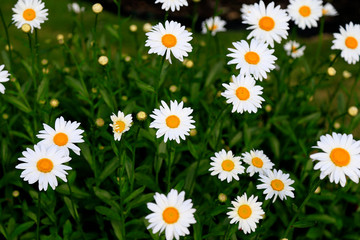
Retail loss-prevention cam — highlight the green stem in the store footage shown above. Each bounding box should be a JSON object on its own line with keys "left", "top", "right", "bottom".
{"left": 0, "top": 9, "right": 12, "bottom": 70}
{"left": 167, "top": 142, "right": 175, "bottom": 192}
{"left": 67, "top": 182, "right": 87, "bottom": 240}
{"left": 37, "top": 191, "right": 41, "bottom": 240}
{"left": 315, "top": 17, "right": 325, "bottom": 64}
{"left": 117, "top": 142, "right": 126, "bottom": 239}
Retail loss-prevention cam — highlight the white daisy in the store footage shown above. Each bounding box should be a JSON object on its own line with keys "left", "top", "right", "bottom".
{"left": 310, "top": 132, "right": 360, "bottom": 187}
{"left": 284, "top": 40, "right": 306, "bottom": 58}
{"left": 322, "top": 3, "right": 338, "bottom": 16}
{"left": 145, "top": 20, "right": 192, "bottom": 64}
{"left": 257, "top": 169, "right": 295, "bottom": 203}
{"left": 209, "top": 149, "right": 245, "bottom": 183}
{"left": 227, "top": 193, "right": 265, "bottom": 234}
{"left": 243, "top": 1, "right": 290, "bottom": 48}
{"left": 150, "top": 100, "right": 195, "bottom": 144}
{"left": 287, "top": 0, "right": 323, "bottom": 30}
{"left": 15, "top": 144, "right": 72, "bottom": 191}
{"left": 36, "top": 116, "right": 84, "bottom": 156}
{"left": 12, "top": 0, "right": 48, "bottom": 33}
{"left": 146, "top": 189, "right": 196, "bottom": 240}
{"left": 67, "top": 2, "right": 85, "bottom": 14}
{"left": 240, "top": 4, "right": 254, "bottom": 21}
{"left": 201, "top": 16, "right": 226, "bottom": 36}
{"left": 227, "top": 39, "right": 277, "bottom": 81}
{"left": 241, "top": 149, "right": 274, "bottom": 177}
{"left": 109, "top": 110, "right": 133, "bottom": 141}
{"left": 331, "top": 22, "right": 360, "bottom": 65}
{"left": 155, "top": 0, "right": 188, "bottom": 12}
{"left": 0, "top": 65, "right": 10, "bottom": 94}
{"left": 221, "top": 74, "right": 264, "bottom": 114}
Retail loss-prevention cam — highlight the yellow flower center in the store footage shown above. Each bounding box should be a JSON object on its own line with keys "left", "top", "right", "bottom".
{"left": 259, "top": 16, "right": 275, "bottom": 31}
{"left": 236, "top": 87, "right": 250, "bottom": 101}
{"left": 37, "top": 158, "right": 54, "bottom": 173}
{"left": 299, "top": 6, "right": 311, "bottom": 17}
{"left": 221, "top": 160, "right": 235, "bottom": 171}
{"left": 322, "top": 9, "right": 327, "bottom": 15}
{"left": 114, "top": 120, "right": 126, "bottom": 133}
{"left": 252, "top": 157, "right": 263, "bottom": 168}
{"left": 345, "top": 36, "right": 358, "bottom": 49}
{"left": 161, "top": 34, "right": 177, "bottom": 48}
{"left": 166, "top": 115, "right": 180, "bottom": 128}
{"left": 291, "top": 45, "right": 298, "bottom": 53}
{"left": 162, "top": 207, "right": 179, "bottom": 224}
{"left": 330, "top": 148, "right": 350, "bottom": 167}
{"left": 53, "top": 133, "right": 69, "bottom": 146}
{"left": 244, "top": 51, "right": 260, "bottom": 65}
{"left": 271, "top": 179, "right": 284, "bottom": 191}
{"left": 23, "top": 9, "right": 36, "bottom": 21}
{"left": 209, "top": 24, "right": 218, "bottom": 31}
{"left": 238, "top": 204, "right": 252, "bottom": 219}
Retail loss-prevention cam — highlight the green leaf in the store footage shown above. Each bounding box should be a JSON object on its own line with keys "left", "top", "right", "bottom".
{"left": 204, "top": 61, "right": 223, "bottom": 87}
{"left": 3, "top": 96, "right": 31, "bottom": 113}
{"left": 99, "top": 157, "right": 120, "bottom": 183}
{"left": 100, "top": 88, "right": 115, "bottom": 111}
{"left": 304, "top": 214, "right": 336, "bottom": 224}
{"left": 293, "top": 220, "right": 315, "bottom": 228}
{"left": 9, "top": 221, "right": 34, "bottom": 239}
{"left": 36, "top": 77, "right": 49, "bottom": 101}
{"left": 187, "top": 140, "right": 199, "bottom": 159}
{"left": 95, "top": 206, "right": 121, "bottom": 221}
{"left": 124, "top": 186, "right": 145, "bottom": 205}
{"left": 63, "top": 196, "right": 79, "bottom": 220}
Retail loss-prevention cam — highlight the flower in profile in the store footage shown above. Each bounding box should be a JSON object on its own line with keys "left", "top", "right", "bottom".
{"left": 145, "top": 20, "right": 192, "bottom": 64}
{"left": 146, "top": 189, "right": 196, "bottom": 240}
{"left": 331, "top": 22, "right": 360, "bottom": 64}
{"left": 0, "top": 65, "right": 10, "bottom": 94}
{"left": 150, "top": 100, "right": 195, "bottom": 144}
{"left": 257, "top": 169, "right": 295, "bottom": 202}
{"left": 240, "top": 4, "right": 254, "bottom": 20}
{"left": 209, "top": 149, "right": 245, "bottom": 182}
{"left": 37, "top": 116, "right": 84, "bottom": 156}
{"left": 201, "top": 16, "right": 226, "bottom": 36}
{"left": 16, "top": 144, "right": 72, "bottom": 191}
{"left": 284, "top": 40, "right": 306, "bottom": 58}
{"left": 155, "top": 0, "right": 188, "bottom": 12}
{"left": 227, "top": 193, "right": 264, "bottom": 234}
{"left": 243, "top": 1, "right": 290, "bottom": 47}
{"left": 287, "top": 0, "right": 323, "bottom": 29}
{"left": 12, "top": 0, "right": 48, "bottom": 33}
{"left": 110, "top": 110, "right": 133, "bottom": 141}
{"left": 322, "top": 3, "right": 338, "bottom": 16}
{"left": 241, "top": 149, "right": 274, "bottom": 176}
{"left": 310, "top": 132, "right": 360, "bottom": 187}
{"left": 67, "top": 2, "right": 85, "bottom": 14}
{"left": 227, "top": 39, "right": 277, "bottom": 81}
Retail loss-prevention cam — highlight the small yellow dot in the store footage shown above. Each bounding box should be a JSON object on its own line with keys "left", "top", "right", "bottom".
{"left": 95, "top": 118, "right": 105, "bottom": 127}
{"left": 329, "top": 54, "right": 336, "bottom": 61}
{"left": 190, "top": 129, "right": 197, "bottom": 137}
{"left": 137, "top": 111, "right": 147, "bottom": 121}
{"left": 143, "top": 23, "right": 152, "bottom": 32}
{"left": 124, "top": 56, "right": 131, "bottom": 62}
{"left": 21, "top": 24, "right": 31, "bottom": 33}
{"left": 41, "top": 59, "right": 48, "bottom": 65}
{"left": 181, "top": 96, "right": 188, "bottom": 103}
{"left": 333, "top": 121, "right": 341, "bottom": 129}
{"left": 121, "top": 96, "right": 128, "bottom": 101}
{"left": 348, "top": 106, "right": 358, "bottom": 117}
{"left": 265, "top": 104, "right": 272, "bottom": 112}
{"left": 92, "top": 3, "right": 103, "bottom": 14}
{"left": 169, "top": 85, "right": 177, "bottom": 93}
{"left": 2, "top": 113, "right": 9, "bottom": 120}
{"left": 50, "top": 99, "right": 59, "bottom": 108}
{"left": 342, "top": 70, "right": 352, "bottom": 79}
{"left": 57, "top": 34, "right": 64, "bottom": 44}
{"left": 314, "top": 186, "right": 321, "bottom": 194}
{"left": 129, "top": 24, "right": 138, "bottom": 32}
{"left": 12, "top": 190, "right": 20, "bottom": 198}
{"left": 327, "top": 67, "right": 336, "bottom": 76}
{"left": 218, "top": 193, "right": 227, "bottom": 202}
{"left": 91, "top": 88, "right": 98, "bottom": 93}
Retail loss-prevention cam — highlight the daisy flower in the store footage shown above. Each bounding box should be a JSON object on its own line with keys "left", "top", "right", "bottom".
{"left": 209, "top": 149, "right": 245, "bottom": 183}
{"left": 109, "top": 110, "right": 133, "bottom": 141}
{"left": 243, "top": 1, "right": 290, "bottom": 48}
{"left": 240, "top": 4, "right": 254, "bottom": 21}
{"left": 68, "top": 2, "right": 85, "bottom": 14}
{"left": 287, "top": 0, "right": 323, "bottom": 30}
{"left": 257, "top": 169, "right": 295, "bottom": 203}
{"left": 227, "top": 39, "right": 277, "bottom": 81}
{"left": 241, "top": 149, "right": 274, "bottom": 177}
{"left": 16, "top": 144, "right": 72, "bottom": 191}
{"left": 221, "top": 74, "right": 264, "bottom": 114}
{"left": 310, "top": 132, "right": 360, "bottom": 187}
{"left": 150, "top": 100, "right": 195, "bottom": 144}
{"left": 0, "top": 65, "right": 10, "bottom": 94}
{"left": 146, "top": 189, "right": 196, "bottom": 240}
{"left": 12, "top": 0, "right": 48, "bottom": 33}
{"left": 201, "top": 16, "right": 226, "bottom": 36}
{"left": 155, "top": 0, "right": 188, "bottom": 12}
{"left": 145, "top": 20, "right": 192, "bottom": 64}
{"left": 331, "top": 22, "right": 360, "bottom": 65}
{"left": 284, "top": 40, "right": 306, "bottom": 58}
{"left": 227, "top": 193, "right": 265, "bottom": 234}
{"left": 322, "top": 3, "right": 338, "bottom": 16}
{"left": 36, "top": 116, "right": 84, "bottom": 156}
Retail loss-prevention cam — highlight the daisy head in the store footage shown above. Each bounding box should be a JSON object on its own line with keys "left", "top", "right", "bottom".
{"left": 109, "top": 110, "right": 133, "bottom": 141}
{"left": 227, "top": 39, "right": 277, "bottom": 81}
{"left": 145, "top": 20, "right": 192, "bottom": 64}
{"left": 310, "top": 132, "right": 360, "bottom": 187}
{"left": 16, "top": 144, "right": 72, "bottom": 191}
{"left": 146, "top": 189, "right": 196, "bottom": 240}
{"left": 322, "top": 3, "right": 338, "bottom": 16}
{"left": 240, "top": 4, "right": 254, "bottom": 20}
{"left": 331, "top": 22, "right": 360, "bottom": 65}
{"left": 227, "top": 193, "right": 265, "bottom": 234}
{"left": 221, "top": 74, "right": 265, "bottom": 114}
{"left": 241, "top": 149, "right": 274, "bottom": 177}
{"left": 68, "top": 2, "right": 85, "bottom": 14}
{"left": 257, "top": 169, "right": 295, "bottom": 203}
{"left": 12, "top": 0, "right": 48, "bottom": 33}
{"left": 150, "top": 100, "right": 195, "bottom": 144}
{"left": 284, "top": 40, "right": 306, "bottom": 58}
{"left": 0, "top": 64, "right": 10, "bottom": 94}
{"left": 243, "top": 1, "right": 290, "bottom": 47}
{"left": 209, "top": 149, "right": 245, "bottom": 183}
{"left": 36, "top": 116, "right": 84, "bottom": 156}
{"left": 154, "top": 0, "right": 188, "bottom": 12}
{"left": 201, "top": 16, "right": 226, "bottom": 36}
{"left": 287, "top": 0, "right": 323, "bottom": 30}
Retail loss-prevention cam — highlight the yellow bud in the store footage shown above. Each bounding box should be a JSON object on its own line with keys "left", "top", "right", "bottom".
{"left": 265, "top": 104, "right": 272, "bottom": 112}
{"left": 218, "top": 193, "right": 227, "bottom": 202}
{"left": 181, "top": 96, "right": 188, "bottom": 103}
{"left": 348, "top": 106, "right": 358, "bottom": 117}
{"left": 21, "top": 24, "right": 31, "bottom": 33}
{"left": 190, "top": 129, "right": 197, "bottom": 137}
{"left": 143, "top": 23, "right": 152, "bottom": 32}
{"left": 92, "top": 3, "right": 103, "bottom": 14}
{"left": 137, "top": 111, "right": 147, "bottom": 121}
{"left": 2, "top": 113, "right": 9, "bottom": 120}
{"left": 41, "top": 59, "right": 48, "bottom": 65}
{"left": 333, "top": 121, "right": 341, "bottom": 129}
{"left": 327, "top": 67, "right": 336, "bottom": 76}
{"left": 314, "top": 186, "right": 321, "bottom": 194}
{"left": 95, "top": 118, "right": 105, "bottom": 127}
{"left": 57, "top": 34, "right": 64, "bottom": 44}
{"left": 169, "top": 85, "right": 177, "bottom": 93}
{"left": 121, "top": 95, "right": 128, "bottom": 101}
{"left": 129, "top": 24, "right": 138, "bottom": 32}
{"left": 12, "top": 190, "right": 20, "bottom": 198}
{"left": 98, "top": 56, "right": 109, "bottom": 66}
{"left": 50, "top": 99, "right": 59, "bottom": 108}
{"left": 342, "top": 70, "right": 352, "bottom": 79}
{"left": 91, "top": 88, "right": 98, "bottom": 93}
{"left": 125, "top": 56, "right": 131, "bottom": 62}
